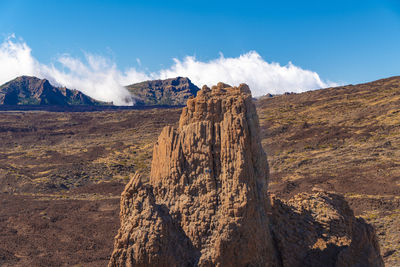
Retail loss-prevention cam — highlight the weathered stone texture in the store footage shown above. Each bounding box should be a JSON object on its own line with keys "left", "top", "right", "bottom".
{"left": 109, "top": 83, "right": 383, "bottom": 267}
{"left": 269, "top": 188, "right": 384, "bottom": 267}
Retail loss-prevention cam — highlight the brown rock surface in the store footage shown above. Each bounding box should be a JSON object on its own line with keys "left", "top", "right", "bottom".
{"left": 109, "top": 172, "right": 198, "bottom": 267}
{"left": 109, "top": 83, "right": 383, "bottom": 266}
{"left": 110, "top": 83, "right": 279, "bottom": 266}
{"left": 269, "top": 188, "right": 384, "bottom": 267}
{"left": 148, "top": 83, "right": 279, "bottom": 266}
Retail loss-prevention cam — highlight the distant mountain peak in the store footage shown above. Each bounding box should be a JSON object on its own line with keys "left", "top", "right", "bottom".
{"left": 127, "top": 76, "right": 200, "bottom": 106}
{"left": 0, "top": 76, "right": 108, "bottom": 106}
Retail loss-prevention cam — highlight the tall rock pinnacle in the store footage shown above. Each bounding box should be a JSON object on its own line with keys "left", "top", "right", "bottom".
{"left": 109, "top": 83, "right": 279, "bottom": 266}
{"left": 149, "top": 83, "right": 279, "bottom": 265}
{"left": 109, "top": 83, "right": 383, "bottom": 267}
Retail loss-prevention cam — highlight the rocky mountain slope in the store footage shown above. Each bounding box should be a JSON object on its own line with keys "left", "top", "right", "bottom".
{"left": 127, "top": 77, "right": 199, "bottom": 106}
{"left": 109, "top": 83, "right": 383, "bottom": 266}
{"left": 0, "top": 76, "right": 107, "bottom": 106}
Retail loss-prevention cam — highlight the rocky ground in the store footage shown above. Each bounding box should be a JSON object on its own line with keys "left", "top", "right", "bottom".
{"left": 0, "top": 109, "right": 179, "bottom": 266}
{"left": 0, "top": 184, "right": 120, "bottom": 267}
{"left": 0, "top": 76, "right": 399, "bottom": 266}
{"left": 258, "top": 76, "right": 400, "bottom": 265}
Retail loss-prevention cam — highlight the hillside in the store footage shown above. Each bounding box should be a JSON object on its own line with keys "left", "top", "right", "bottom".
{"left": 258, "top": 76, "right": 400, "bottom": 197}
{"left": 0, "top": 76, "right": 108, "bottom": 106}
{"left": 258, "top": 76, "right": 400, "bottom": 265}
{"left": 0, "top": 76, "right": 399, "bottom": 266}
{"left": 127, "top": 77, "right": 199, "bottom": 106}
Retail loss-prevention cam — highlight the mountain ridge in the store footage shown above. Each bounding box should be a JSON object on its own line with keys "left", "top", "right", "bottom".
{"left": 0, "top": 76, "right": 109, "bottom": 106}
{"left": 127, "top": 76, "right": 200, "bottom": 106}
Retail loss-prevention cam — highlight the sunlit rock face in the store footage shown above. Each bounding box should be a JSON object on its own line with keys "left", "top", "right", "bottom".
{"left": 108, "top": 83, "right": 383, "bottom": 267}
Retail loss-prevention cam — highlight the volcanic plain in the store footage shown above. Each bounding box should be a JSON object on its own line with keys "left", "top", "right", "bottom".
{"left": 1, "top": 76, "right": 399, "bottom": 266}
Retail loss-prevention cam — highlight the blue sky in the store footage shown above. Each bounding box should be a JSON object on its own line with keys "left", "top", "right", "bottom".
{"left": 0, "top": 0, "right": 399, "bottom": 104}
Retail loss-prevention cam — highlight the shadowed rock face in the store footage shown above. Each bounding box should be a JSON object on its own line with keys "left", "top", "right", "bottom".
{"left": 108, "top": 172, "right": 199, "bottom": 267}
{"left": 109, "top": 83, "right": 383, "bottom": 267}
{"left": 270, "top": 189, "right": 384, "bottom": 267}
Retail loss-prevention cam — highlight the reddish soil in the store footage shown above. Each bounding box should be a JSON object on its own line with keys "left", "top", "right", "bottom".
{"left": 0, "top": 183, "right": 123, "bottom": 267}
{"left": 1, "top": 76, "right": 400, "bottom": 266}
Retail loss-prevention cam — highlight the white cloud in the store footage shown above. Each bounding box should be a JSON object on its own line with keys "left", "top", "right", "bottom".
{"left": 39, "top": 55, "right": 146, "bottom": 105}
{"left": 0, "top": 35, "right": 39, "bottom": 82}
{"left": 156, "top": 52, "right": 337, "bottom": 96}
{"left": 0, "top": 35, "right": 337, "bottom": 105}
{"left": 0, "top": 36, "right": 142, "bottom": 105}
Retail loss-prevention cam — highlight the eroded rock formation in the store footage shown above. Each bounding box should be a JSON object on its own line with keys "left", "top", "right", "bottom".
{"left": 108, "top": 172, "right": 199, "bottom": 266}
{"left": 269, "top": 188, "right": 384, "bottom": 267}
{"left": 109, "top": 83, "right": 383, "bottom": 267}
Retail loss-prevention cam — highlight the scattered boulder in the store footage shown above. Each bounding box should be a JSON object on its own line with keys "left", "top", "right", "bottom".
{"left": 269, "top": 188, "right": 384, "bottom": 267}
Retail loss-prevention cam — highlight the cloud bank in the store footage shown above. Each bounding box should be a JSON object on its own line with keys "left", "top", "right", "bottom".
{"left": 157, "top": 53, "right": 337, "bottom": 96}
{"left": 0, "top": 35, "right": 336, "bottom": 105}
